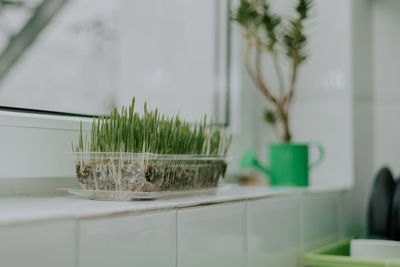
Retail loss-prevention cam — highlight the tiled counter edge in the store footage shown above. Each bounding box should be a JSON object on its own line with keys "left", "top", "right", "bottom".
{"left": 0, "top": 185, "right": 358, "bottom": 267}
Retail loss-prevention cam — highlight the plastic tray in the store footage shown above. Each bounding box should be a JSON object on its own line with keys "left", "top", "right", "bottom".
{"left": 62, "top": 184, "right": 230, "bottom": 201}
{"left": 74, "top": 152, "right": 228, "bottom": 195}
{"left": 303, "top": 239, "right": 400, "bottom": 267}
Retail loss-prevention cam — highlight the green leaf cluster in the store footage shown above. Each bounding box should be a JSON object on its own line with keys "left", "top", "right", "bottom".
{"left": 231, "top": 0, "right": 260, "bottom": 31}
{"left": 261, "top": 2, "right": 281, "bottom": 51}
{"left": 74, "top": 98, "right": 232, "bottom": 156}
{"left": 263, "top": 109, "right": 277, "bottom": 125}
{"left": 283, "top": 0, "right": 312, "bottom": 63}
{"left": 232, "top": 0, "right": 312, "bottom": 61}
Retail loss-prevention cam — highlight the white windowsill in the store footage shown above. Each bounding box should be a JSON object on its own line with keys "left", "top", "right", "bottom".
{"left": 0, "top": 184, "right": 348, "bottom": 226}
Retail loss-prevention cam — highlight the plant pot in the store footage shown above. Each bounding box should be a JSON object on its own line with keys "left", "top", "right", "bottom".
{"left": 74, "top": 152, "right": 228, "bottom": 198}
{"left": 241, "top": 143, "right": 324, "bottom": 187}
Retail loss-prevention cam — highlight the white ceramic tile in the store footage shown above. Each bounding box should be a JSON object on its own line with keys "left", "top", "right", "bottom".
{"left": 78, "top": 210, "right": 176, "bottom": 267}
{"left": 291, "top": 98, "right": 353, "bottom": 189}
{"left": 373, "top": 0, "right": 400, "bottom": 103}
{"left": 335, "top": 192, "right": 347, "bottom": 240}
{"left": 354, "top": 103, "right": 374, "bottom": 181}
{"left": 247, "top": 196, "right": 300, "bottom": 267}
{"left": 0, "top": 219, "right": 76, "bottom": 267}
{"left": 336, "top": 190, "right": 365, "bottom": 238}
{"left": 177, "top": 202, "right": 246, "bottom": 267}
{"left": 343, "top": 102, "right": 374, "bottom": 236}
{"left": 296, "top": 0, "right": 352, "bottom": 98}
{"left": 352, "top": 0, "right": 373, "bottom": 102}
{"left": 252, "top": 0, "right": 352, "bottom": 100}
{"left": 374, "top": 103, "right": 400, "bottom": 175}
{"left": 301, "top": 194, "right": 338, "bottom": 252}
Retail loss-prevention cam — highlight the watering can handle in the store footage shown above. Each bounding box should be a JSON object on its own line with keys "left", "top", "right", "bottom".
{"left": 309, "top": 143, "right": 325, "bottom": 169}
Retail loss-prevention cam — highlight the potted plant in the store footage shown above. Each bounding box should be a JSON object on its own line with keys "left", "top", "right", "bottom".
{"left": 232, "top": 0, "right": 324, "bottom": 186}
{"left": 73, "top": 98, "right": 232, "bottom": 200}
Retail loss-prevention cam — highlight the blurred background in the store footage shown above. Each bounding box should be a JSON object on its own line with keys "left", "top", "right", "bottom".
{"left": 2, "top": 0, "right": 399, "bottom": 207}
{"left": 0, "top": 0, "right": 400, "bottom": 266}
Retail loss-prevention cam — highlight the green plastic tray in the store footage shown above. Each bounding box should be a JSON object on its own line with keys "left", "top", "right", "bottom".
{"left": 303, "top": 239, "right": 400, "bottom": 267}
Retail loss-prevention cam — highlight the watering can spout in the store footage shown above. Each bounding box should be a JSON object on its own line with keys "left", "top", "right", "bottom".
{"left": 240, "top": 149, "right": 270, "bottom": 176}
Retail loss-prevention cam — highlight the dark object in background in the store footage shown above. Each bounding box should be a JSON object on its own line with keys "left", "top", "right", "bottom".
{"left": 368, "top": 167, "right": 395, "bottom": 237}
{"left": 390, "top": 180, "right": 400, "bottom": 240}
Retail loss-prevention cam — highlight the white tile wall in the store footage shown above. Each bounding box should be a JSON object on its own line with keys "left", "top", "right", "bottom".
{"left": 374, "top": 104, "right": 400, "bottom": 175}
{"left": 352, "top": 0, "right": 373, "bottom": 102}
{"left": 78, "top": 210, "right": 176, "bottom": 267}
{"left": 295, "top": 0, "right": 352, "bottom": 97}
{"left": 372, "top": 0, "right": 400, "bottom": 104}
{"left": 301, "top": 193, "right": 338, "bottom": 252}
{"left": 0, "top": 220, "right": 76, "bottom": 267}
{"left": 247, "top": 196, "right": 300, "bottom": 267}
{"left": 250, "top": 0, "right": 352, "bottom": 98}
{"left": 177, "top": 202, "right": 247, "bottom": 267}
{"left": 349, "top": 102, "right": 374, "bottom": 235}
{"left": 348, "top": 0, "right": 374, "bottom": 241}
{"left": 291, "top": 96, "right": 353, "bottom": 188}
{"left": 372, "top": 0, "right": 400, "bottom": 175}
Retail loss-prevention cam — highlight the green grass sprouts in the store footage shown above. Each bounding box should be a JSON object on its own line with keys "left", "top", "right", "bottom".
{"left": 73, "top": 98, "right": 232, "bottom": 156}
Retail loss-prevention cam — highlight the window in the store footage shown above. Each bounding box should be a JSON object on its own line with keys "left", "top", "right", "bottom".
{"left": 0, "top": 0, "right": 230, "bottom": 123}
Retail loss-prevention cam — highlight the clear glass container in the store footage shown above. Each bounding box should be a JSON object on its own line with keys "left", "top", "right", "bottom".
{"left": 74, "top": 152, "right": 228, "bottom": 199}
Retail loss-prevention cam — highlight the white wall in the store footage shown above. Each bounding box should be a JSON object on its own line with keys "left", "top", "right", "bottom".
{"left": 372, "top": 0, "right": 400, "bottom": 175}
{"left": 340, "top": 0, "right": 400, "bottom": 234}
{"left": 341, "top": 0, "right": 374, "bottom": 234}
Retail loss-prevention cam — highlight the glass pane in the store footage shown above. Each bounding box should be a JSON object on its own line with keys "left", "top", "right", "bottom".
{"left": 0, "top": 0, "right": 226, "bottom": 121}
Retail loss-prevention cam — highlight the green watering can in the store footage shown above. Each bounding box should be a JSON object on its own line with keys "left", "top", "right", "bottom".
{"left": 240, "top": 143, "right": 325, "bottom": 186}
